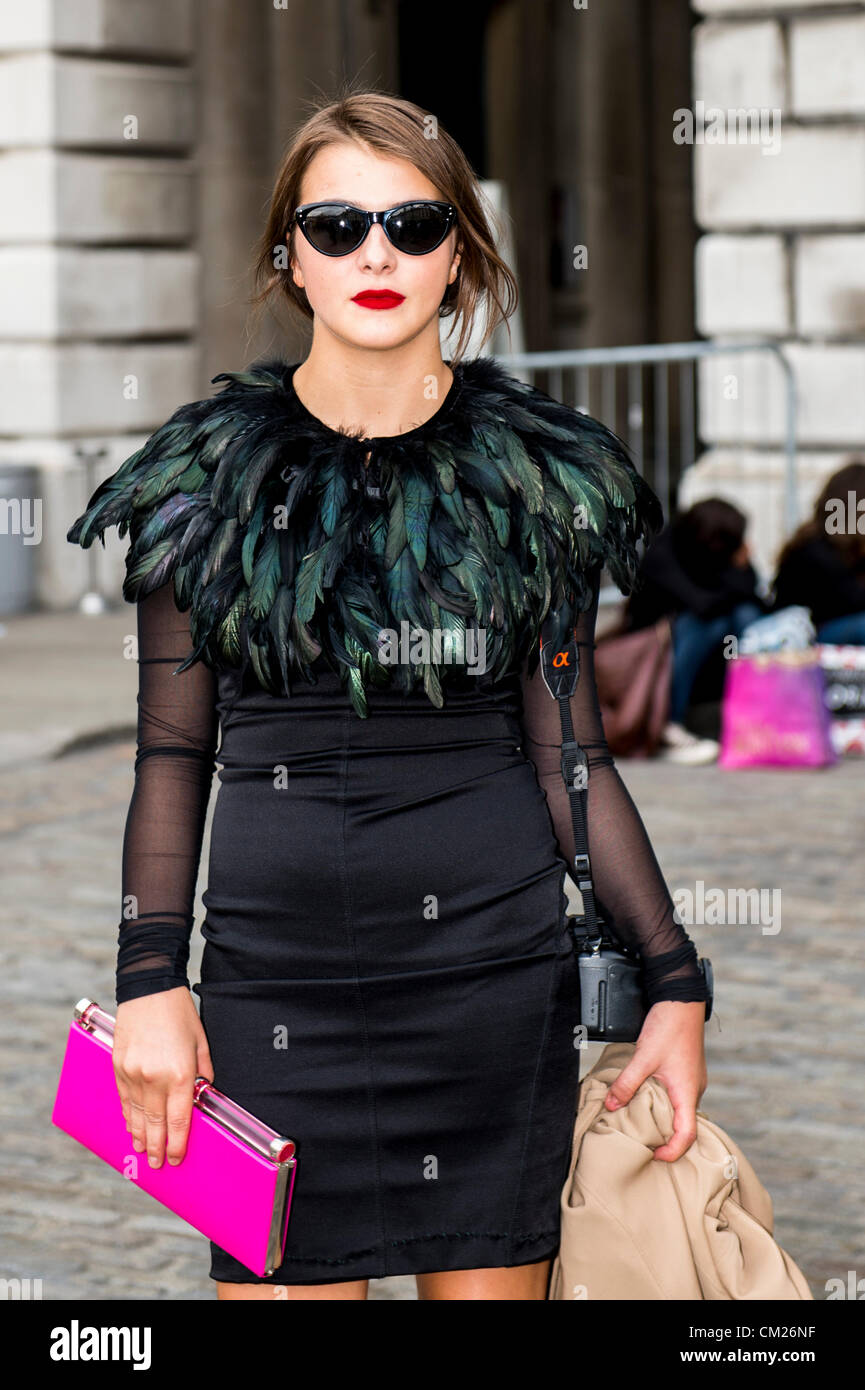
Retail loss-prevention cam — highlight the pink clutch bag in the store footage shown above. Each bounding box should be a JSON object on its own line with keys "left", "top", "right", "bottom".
{"left": 52, "top": 998, "right": 297, "bottom": 1277}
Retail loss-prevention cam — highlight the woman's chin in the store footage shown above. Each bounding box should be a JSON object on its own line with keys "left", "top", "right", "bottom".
{"left": 322, "top": 308, "right": 435, "bottom": 353}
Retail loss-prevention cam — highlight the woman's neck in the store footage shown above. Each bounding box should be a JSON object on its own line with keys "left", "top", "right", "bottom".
{"left": 291, "top": 337, "right": 453, "bottom": 442}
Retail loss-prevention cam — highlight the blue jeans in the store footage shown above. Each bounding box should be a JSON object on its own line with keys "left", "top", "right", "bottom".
{"left": 670, "top": 602, "right": 765, "bottom": 725}
{"left": 815, "top": 610, "right": 865, "bottom": 645}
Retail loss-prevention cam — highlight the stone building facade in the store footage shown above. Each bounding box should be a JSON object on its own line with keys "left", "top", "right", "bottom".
{"left": 686, "top": 0, "right": 865, "bottom": 578}
{"left": 0, "top": 0, "right": 861, "bottom": 609}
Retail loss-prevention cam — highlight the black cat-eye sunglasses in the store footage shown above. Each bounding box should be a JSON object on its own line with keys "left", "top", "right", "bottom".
{"left": 292, "top": 200, "right": 457, "bottom": 257}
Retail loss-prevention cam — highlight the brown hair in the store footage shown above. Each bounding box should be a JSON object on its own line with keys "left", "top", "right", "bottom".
{"left": 670, "top": 497, "right": 748, "bottom": 584}
{"left": 247, "top": 87, "right": 519, "bottom": 364}
{"left": 775, "top": 459, "right": 865, "bottom": 573}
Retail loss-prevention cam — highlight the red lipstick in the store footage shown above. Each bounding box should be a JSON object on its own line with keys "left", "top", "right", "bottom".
{"left": 352, "top": 290, "right": 405, "bottom": 310}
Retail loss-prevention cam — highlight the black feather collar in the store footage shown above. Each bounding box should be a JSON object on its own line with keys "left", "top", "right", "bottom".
{"left": 68, "top": 354, "right": 662, "bottom": 715}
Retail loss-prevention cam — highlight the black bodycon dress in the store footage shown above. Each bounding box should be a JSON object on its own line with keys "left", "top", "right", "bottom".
{"left": 70, "top": 356, "right": 709, "bottom": 1285}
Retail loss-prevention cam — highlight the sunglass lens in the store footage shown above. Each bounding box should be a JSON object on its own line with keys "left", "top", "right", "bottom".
{"left": 387, "top": 204, "right": 451, "bottom": 254}
{"left": 302, "top": 206, "right": 367, "bottom": 254}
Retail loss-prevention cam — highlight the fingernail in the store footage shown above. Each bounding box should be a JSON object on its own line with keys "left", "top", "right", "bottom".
{"left": 148, "top": 1156, "right": 160, "bottom": 1168}
{"left": 132, "top": 1140, "right": 144, "bottom": 1151}
{"left": 168, "top": 1157, "right": 180, "bottom": 1165}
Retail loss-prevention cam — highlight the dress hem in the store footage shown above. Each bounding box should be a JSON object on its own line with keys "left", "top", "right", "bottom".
{"left": 209, "top": 1230, "right": 562, "bottom": 1285}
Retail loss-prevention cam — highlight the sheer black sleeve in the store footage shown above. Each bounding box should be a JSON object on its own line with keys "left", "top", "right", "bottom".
{"left": 519, "top": 565, "right": 708, "bottom": 1008}
{"left": 116, "top": 580, "right": 219, "bottom": 1005}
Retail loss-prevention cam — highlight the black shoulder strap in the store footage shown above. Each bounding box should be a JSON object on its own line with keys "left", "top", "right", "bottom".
{"left": 539, "top": 625, "right": 601, "bottom": 940}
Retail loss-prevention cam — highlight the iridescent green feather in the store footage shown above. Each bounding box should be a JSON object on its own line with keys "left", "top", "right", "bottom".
{"left": 66, "top": 354, "right": 663, "bottom": 715}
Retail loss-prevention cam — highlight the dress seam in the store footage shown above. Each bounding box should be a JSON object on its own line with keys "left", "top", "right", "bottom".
{"left": 337, "top": 704, "right": 388, "bottom": 1276}
{"left": 504, "top": 917, "right": 562, "bottom": 1266}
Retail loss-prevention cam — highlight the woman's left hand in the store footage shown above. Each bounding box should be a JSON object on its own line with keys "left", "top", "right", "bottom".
{"left": 602, "top": 1000, "right": 707, "bottom": 1162}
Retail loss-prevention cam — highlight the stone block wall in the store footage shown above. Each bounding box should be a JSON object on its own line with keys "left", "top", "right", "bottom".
{"left": 0, "top": 0, "right": 200, "bottom": 609}
{"left": 689, "top": 0, "right": 865, "bottom": 582}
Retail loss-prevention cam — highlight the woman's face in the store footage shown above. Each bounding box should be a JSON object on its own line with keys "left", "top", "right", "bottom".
{"left": 289, "top": 141, "right": 462, "bottom": 354}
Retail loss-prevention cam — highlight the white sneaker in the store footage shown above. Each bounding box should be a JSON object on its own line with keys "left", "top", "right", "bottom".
{"left": 658, "top": 721, "right": 719, "bottom": 765}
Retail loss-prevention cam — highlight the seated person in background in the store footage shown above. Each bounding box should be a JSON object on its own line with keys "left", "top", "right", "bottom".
{"left": 625, "top": 498, "right": 768, "bottom": 760}
{"left": 770, "top": 461, "right": 865, "bottom": 646}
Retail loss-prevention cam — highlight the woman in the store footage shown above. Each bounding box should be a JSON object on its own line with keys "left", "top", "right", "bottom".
{"left": 67, "top": 91, "right": 708, "bottom": 1302}
{"left": 771, "top": 461, "right": 865, "bottom": 644}
{"left": 625, "top": 499, "right": 768, "bottom": 760}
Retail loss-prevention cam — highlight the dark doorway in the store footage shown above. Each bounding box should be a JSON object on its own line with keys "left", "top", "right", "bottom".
{"left": 396, "top": 0, "right": 499, "bottom": 177}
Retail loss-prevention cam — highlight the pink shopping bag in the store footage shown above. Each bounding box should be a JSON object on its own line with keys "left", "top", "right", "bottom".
{"left": 719, "top": 649, "right": 838, "bottom": 769}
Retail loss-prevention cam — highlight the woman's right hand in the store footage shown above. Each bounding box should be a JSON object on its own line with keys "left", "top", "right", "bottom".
{"left": 113, "top": 987, "right": 214, "bottom": 1170}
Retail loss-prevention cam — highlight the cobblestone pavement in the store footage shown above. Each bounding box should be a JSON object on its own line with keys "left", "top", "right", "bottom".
{"left": 2, "top": 726, "right": 863, "bottom": 1301}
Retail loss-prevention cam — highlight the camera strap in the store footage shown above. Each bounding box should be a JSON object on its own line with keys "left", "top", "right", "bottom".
{"left": 538, "top": 618, "right": 713, "bottom": 1026}
{"left": 539, "top": 625, "right": 601, "bottom": 941}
